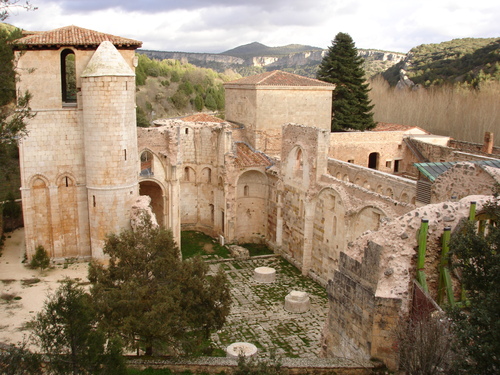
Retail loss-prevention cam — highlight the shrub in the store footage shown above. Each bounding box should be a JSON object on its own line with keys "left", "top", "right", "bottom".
{"left": 30, "top": 245, "right": 50, "bottom": 271}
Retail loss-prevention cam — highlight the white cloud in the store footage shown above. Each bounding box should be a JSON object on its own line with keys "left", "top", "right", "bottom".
{"left": 5, "top": 0, "right": 499, "bottom": 53}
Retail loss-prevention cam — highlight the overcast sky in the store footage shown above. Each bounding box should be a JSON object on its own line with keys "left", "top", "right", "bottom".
{"left": 4, "top": 0, "right": 500, "bottom": 53}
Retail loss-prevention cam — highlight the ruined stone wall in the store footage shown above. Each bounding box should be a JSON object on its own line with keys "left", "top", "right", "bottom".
{"left": 327, "top": 159, "right": 417, "bottom": 204}
{"left": 449, "top": 139, "right": 500, "bottom": 156}
{"left": 322, "top": 242, "right": 401, "bottom": 370}
{"left": 413, "top": 138, "right": 499, "bottom": 163}
{"left": 432, "top": 163, "right": 500, "bottom": 202}
{"left": 321, "top": 196, "right": 494, "bottom": 370}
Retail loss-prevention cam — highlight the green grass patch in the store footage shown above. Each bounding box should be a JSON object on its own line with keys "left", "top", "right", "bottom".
{"left": 240, "top": 243, "right": 274, "bottom": 257}
{"left": 180, "top": 231, "right": 230, "bottom": 259}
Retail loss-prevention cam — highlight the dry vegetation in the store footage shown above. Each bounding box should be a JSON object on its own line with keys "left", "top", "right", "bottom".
{"left": 370, "top": 77, "right": 500, "bottom": 146}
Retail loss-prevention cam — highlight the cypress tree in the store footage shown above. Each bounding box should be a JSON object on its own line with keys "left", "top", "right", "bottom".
{"left": 317, "top": 32, "right": 376, "bottom": 131}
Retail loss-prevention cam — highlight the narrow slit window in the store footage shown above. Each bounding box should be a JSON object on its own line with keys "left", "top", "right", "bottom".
{"left": 61, "top": 49, "right": 77, "bottom": 103}
{"left": 93, "top": 195, "right": 96, "bottom": 207}
{"left": 124, "top": 149, "right": 127, "bottom": 161}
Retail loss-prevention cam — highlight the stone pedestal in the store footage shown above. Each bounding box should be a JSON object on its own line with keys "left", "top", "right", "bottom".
{"left": 254, "top": 266, "right": 276, "bottom": 283}
{"left": 284, "top": 290, "right": 310, "bottom": 313}
{"left": 226, "top": 342, "right": 258, "bottom": 358}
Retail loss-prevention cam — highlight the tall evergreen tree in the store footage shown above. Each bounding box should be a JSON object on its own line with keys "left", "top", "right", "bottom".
{"left": 317, "top": 32, "right": 376, "bottom": 131}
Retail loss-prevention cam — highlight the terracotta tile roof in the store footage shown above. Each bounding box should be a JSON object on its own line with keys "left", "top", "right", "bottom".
{"left": 373, "top": 122, "right": 429, "bottom": 133}
{"left": 225, "top": 70, "right": 335, "bottom": 87}
{"left": 181, "top": 113, "right": 225, "bottom": 123}
{"left": 11, "top": 25, "right": 142, "bottom": 49}
{"left": 234, "top": 142, "right": 273, "bottom": 168}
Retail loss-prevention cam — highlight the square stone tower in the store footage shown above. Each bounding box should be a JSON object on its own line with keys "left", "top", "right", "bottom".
{"left": 12, "top": 26, "right": 142, "bottom": 261}
{"left": 224, "top": 70, "right": 335, "bottom": 155}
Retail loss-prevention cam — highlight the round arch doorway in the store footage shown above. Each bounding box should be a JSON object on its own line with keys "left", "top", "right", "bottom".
{"left": 139, "top": 180, "right": 165, "bottom": 228}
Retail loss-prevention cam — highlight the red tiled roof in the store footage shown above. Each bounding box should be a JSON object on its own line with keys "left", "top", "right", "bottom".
{"left": 12, "top": 25, "right": 142, "bottom": 49}
{"left": 225, "top": 70, "right": 335, "bottom": 87}
{"left": 234, "top": 142, "right": 272, "bottom": 168}
{"left": 181, "top": 113, "right": 225, "bottom": 123}
{"left": 373, "top": 122, "right": 429, "bottom": 133}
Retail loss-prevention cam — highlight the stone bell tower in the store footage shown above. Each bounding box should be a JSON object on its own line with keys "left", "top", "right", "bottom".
{"left": 13, "top": 26, "right": 142, "bottom": 260}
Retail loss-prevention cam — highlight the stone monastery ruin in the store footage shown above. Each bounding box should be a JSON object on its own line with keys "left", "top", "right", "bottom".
{"left": 13, "top": 26, "right": 500, "bottom": 369}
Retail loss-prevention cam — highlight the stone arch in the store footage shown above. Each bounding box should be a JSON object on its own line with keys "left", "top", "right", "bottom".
{"left": 201, "top": 167, "right": 212, "bottom": 184}
{"left": 343, "top": 174, "right": 349, "bottom": 182}
{"left": 336, "top": 172, "right": 342, "bottom": 180}
{"left": 385, "top": 187, "right": 394, "bottom": 199}
{"left": 235, "top": 169, "right": 268, "bottom": 242}
{"left": 56, "top": 173, "right": 78, "bottom": 257}
{"left": 139, "top": 180, "right": 166, "bottom": 227}
{"left": 183, "top": 166, "right": 196, "bottom": 182}
{"left": 285, "top": 145, "right": 308, "bottom": 186}
{"left": 400, "top": 192, "right": 410, "bottom": 204}
{"left": 140, "top": 150, "right": 154, "bottom": 176}
{"left": 61, "top": 48, "right": 76, "bottom": 104}
{"left": 311, "top": 187, "right": 346, "bottom": 281}
{"left": 351, "top": 205, "right": 387, "bottom": 242}
{"left": 30, "top": 176, "right": 53, "bottom": 257}
{"left": 376, "top": 185, "right": 384, "bottom": 194}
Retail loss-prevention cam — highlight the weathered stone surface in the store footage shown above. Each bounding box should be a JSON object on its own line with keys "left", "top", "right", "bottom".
{"left": 284, "top": 290, "right": 310, "bottom": 313}
{"left": 229, "top": 245, "right": 250, "bottom": 259}
{"left": 253, "top": 266, "right": 276, "bottom": 283}
{"left": 226, "top": 342, "right": 257, "bottom": 358}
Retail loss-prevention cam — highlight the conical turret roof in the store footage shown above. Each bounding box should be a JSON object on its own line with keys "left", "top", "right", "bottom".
{"left": 81, "top": 41, "right": 134, "bottom": 77}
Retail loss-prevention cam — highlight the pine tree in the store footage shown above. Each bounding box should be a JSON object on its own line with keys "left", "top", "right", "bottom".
{"left": 317, "top": 32, "right": 376, "bottom": 131}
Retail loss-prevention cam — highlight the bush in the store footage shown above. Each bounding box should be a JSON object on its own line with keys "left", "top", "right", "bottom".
{"left": 30, "top": 245, "right": 50, "bottom": 271}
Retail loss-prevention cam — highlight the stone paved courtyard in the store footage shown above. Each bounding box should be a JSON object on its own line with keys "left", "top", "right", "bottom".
{"left": 208, "top": 256, "right": 329, "bottom": 358}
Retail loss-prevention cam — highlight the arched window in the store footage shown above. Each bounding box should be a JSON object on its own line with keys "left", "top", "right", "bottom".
{"left": 294, "top": 148, "right": 303, "bottom": 176}
{"left": 140, "top": 151, "right": 153, "bottom": 176}
{"left": 184, "top": 167, "right": 190, "bottom": 181}
{"left": 244, "top": 185, "right": 249, "bottom": 196}
{"left": 61, "top": 49, "right": 76, "bottom": 104}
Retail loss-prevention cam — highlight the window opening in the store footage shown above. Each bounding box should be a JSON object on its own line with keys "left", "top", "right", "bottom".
{"left": 65, "top": 176, "right": 69, "bottom": 187}
{"left": 93, "top": 195, "right": 96, "bottom": 207}
{"left": 61, "top": 49, "right": 77, "bottom": 103}
{"left": 368, "top": 152, "right": 379, "bottom": 170}
{"left": 244, "top": 185, "right": 249, "bottom": 196}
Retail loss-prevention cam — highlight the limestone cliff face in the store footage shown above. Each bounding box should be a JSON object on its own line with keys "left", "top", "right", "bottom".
{"left": 139, "top": 48, "right": 406, "bottom": 69}
{"left": 140, "top": 50, "right": 245, "bottom": 65}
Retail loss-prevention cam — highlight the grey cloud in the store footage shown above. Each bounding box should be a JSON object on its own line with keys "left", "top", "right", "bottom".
{"left": 52, "top": 0, "right": 319, "bottom": 14}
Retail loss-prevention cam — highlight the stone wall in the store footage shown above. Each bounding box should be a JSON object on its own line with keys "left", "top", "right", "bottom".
{"left": 225, "top": 85, "right": 332, "bottom": 155}
{"left": 432, "top": 162, "right": 500, "bottom": 202}
{"left": 322, "top": 242, "right": 401, "bottom": 370}
{"left": 327, "top": 159, "right": 417, "bottom": 204}
{"left": 328, "top": 131, "right": 424, "bottom": 174}
{"left": 413, "top": 137, "right": 499, "bottom": 163}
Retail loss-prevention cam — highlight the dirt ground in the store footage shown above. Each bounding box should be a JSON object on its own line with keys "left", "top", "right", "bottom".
{"left": 0, "top": 228, "right": 89, "bottom": 346}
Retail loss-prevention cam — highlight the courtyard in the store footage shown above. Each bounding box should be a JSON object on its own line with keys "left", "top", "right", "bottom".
{"left": 0, "top": 230, "right": 328, "bottom": 359}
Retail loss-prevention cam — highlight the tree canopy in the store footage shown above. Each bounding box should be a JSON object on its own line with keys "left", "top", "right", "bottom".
{"left": 88, "top": 216, "right": 231, "bottom": 356}
{"left": 316, "top": 32, "right": 376, "bottom": 131}
{"left": 32, "top": 279, "right": 126, "bottom": 375}
{"left": 448, "top": 195, "right": 500, "bottom": 374}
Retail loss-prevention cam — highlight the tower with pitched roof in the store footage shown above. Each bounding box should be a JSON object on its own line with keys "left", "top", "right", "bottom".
{"left": 12, "top": 26, "right": 142, "bottom": 260}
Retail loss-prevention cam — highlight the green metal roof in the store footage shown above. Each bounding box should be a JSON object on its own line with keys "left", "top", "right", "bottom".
{"left": 415, "top": 160, "right": 500, "bottom": 182}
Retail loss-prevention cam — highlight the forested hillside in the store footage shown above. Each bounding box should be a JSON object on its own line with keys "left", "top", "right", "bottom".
{"left": 382, "top": 38, "right": 500, "bottom": 87}
{"left": 135, "top": 54, "right": 240, "bottom": 125}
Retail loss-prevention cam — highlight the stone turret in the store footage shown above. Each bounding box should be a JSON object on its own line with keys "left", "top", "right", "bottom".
{"left": 12, "top": 26, "right": 142, "bottom": 261}
{"left": 81, "top": 41, "right": 139, "bottom": 258}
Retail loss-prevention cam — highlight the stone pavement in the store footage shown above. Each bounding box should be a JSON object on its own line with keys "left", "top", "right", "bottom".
{"left": 208, "top": 256, "right": 329, "bottom": 358}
